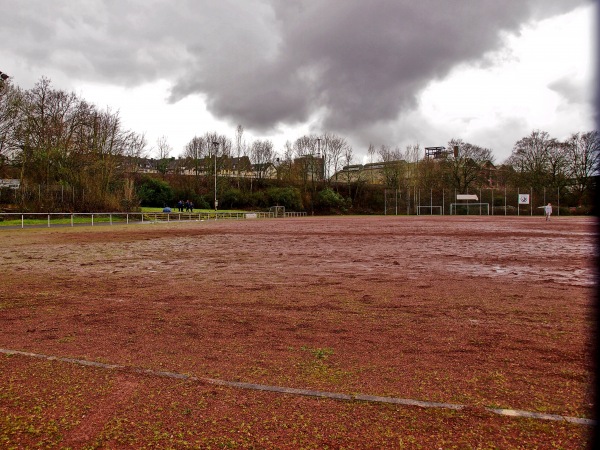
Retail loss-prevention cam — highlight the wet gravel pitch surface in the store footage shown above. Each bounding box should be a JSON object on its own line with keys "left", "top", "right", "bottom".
{"left": 0, "top": 215, "right": 595, "bottom": 448}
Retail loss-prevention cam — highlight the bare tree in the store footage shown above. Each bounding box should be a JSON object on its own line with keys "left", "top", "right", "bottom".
{"left": 120, "top": 130, "right": 147, "bottom": 212}
{"left": 198, "top": 131, "right": 232, "bottom": 178}
{"left": 8, "top": 77, "right": 146, "bottom": 210}
{"left": 184, "top": 136, "right": 206, "bottom": 159}
{"left": 506, "top": 130, "right": 555, "bottom": 190}
{"left": 0, "top": 81, "right": 22, "bottom": 176}
{"left": 546, "top": 139, "right": 569, "bottom": 190}
{"left": 323, "top": 133, "right": 346, "bottom": 185}
{"left": 444, "top": 139, "right": 493, "bottom": 193}
{"left": 183, "top": 135, "right": 208, "bottom": 189}
{"left": 342, "top": 144, "right": 355, "bottom": 197}
{"left": 276, "top": 140, "right": 295, "bottom": 182}
{"left": 14, "top": 77, "right": 83, "bottom": 186}
{"left": 155, "top": 136, "right": 172, "bottom": 176}
{"left": 565, "top": 131, "right": 599, "bottom": 205}
{"left": 293, "top": 135, "right": 314, "bottom": 190}
{"left": 367, "top": 143, "right": 376, "bottom": 183}
{"left": 403, "top": 143, "right": 421, "bottom": 190}
{"left": 293, "top": 135, "right": 323, "bottom": 213}
{"left": 250, "top": 139, "right": 275, "bottom": 179}
{"left": 233, "top": 124, "right": 245, "bottom": 186}
{"left": 122, "top": 131, "right": 147, "bottom": 170}
{"left": 378, "top": 145, "right": 404, "bottom": 189}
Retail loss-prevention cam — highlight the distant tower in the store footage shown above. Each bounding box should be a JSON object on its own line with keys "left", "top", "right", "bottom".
{"left": 424, "top": 147, "right": 447, "bottom": 159}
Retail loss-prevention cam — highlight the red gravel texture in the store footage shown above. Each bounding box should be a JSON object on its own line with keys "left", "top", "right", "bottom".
{"left": 0, "top": 215, "right": 595, "bottom": 448}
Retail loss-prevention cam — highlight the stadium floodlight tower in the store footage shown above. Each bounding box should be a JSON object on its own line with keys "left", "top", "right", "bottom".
{"left": 212, "top": 141, "right": 219, "bottom": 211}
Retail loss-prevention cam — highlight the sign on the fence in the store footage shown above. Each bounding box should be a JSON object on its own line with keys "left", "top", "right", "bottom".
{"left": 457, "top": 194, "right": 478, "bottom": 201}
{"left": 0, "top": 179, "right": 20, "bottom": 189}
{"left": 518, "top": 194, "right": 530, "bottom": 205}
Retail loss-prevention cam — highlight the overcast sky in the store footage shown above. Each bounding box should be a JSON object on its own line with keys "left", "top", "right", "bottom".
{"left": 0, "top": 0, "right": 595, "bottom": 163}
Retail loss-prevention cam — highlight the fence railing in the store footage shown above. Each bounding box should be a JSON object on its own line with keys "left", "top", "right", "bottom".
{"left": 384, "top": 186, "right": 570, "bottom": 216}
{"left": 0, "top": 211, "right": 307, "bottom": 229}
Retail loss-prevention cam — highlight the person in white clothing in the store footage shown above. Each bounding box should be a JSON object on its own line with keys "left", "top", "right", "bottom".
{"left": 544, "top": 203, "right": 552, "bottom": 221}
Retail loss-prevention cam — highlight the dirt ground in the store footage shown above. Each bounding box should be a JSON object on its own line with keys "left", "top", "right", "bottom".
{"left": 0, "top": 215, "right": 596, "bottom": 448}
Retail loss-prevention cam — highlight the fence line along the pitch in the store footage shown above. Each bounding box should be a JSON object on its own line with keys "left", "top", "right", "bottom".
{"left": 0, "top": 211, "right": 308, "bottom": 229}
{"left": 0, "top": 348, "right": 593, "bottom": 426}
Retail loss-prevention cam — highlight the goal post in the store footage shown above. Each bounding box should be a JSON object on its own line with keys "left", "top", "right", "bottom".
{"left": 269, "top": 205, "right": 285, "bottom": 218}
{"left": 416, "top": 206, "right": 442, "bottom": 215}
{"left": 449, "top": 202, "right": 490, "bottom": 215}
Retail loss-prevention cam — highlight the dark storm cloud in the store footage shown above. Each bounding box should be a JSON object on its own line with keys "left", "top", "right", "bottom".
{"left": 0, "top": 0, "right": 589, "bottom": 135}
{"left": 171, "top": 0, "right": 590, "bottom": 134}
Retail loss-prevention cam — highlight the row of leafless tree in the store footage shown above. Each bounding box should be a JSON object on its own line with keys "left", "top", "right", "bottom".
{"left": 0, "top": 78, "right": 146, "bottom": 210}
{"left": 187, "top": 126, "right": 598, "bottom": 207}
{"left": 506, "top": 130, "right": 598, "bottom": 206}
{"left": 1, "top": 77, "right": 597, "bottom": 210}
{"left": 362, "top": 131, "right": 598, "bottom": 206}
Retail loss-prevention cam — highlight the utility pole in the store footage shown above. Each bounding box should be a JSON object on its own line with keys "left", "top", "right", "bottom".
{"left": 212, "top": 141, "right": 219, "bottom": 211}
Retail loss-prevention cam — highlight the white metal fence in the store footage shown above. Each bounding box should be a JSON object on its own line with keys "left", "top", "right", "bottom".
{"left": 0, "top": 211, "right": 307, "bottom": 229}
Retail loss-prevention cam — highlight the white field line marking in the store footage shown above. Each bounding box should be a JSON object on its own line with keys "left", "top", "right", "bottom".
{"left": 0, "top": 348, "right": 594, "bottom": 426}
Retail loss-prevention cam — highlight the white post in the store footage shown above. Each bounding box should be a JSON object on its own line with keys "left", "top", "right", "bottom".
{"left": 442, "top": 189, "right": 445, "bottom": 215}
{"left": 213, "top": 141, "right": 219, "bottom": 211}
{"left": 430, "top": 188, "right": 433, "bottom": 215}
{"left": 384, "top": 189, "right": 387, "bottom": 215}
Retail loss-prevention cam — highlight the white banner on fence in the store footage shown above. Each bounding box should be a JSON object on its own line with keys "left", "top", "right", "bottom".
{"left": 518, "top": 194, "right": 530, "bottom": 205}
{"left": 0, "top": 179, "right": 20, "bottom": 189}
{"left": 456, "top": 194, "right": 478, "bottom": 201}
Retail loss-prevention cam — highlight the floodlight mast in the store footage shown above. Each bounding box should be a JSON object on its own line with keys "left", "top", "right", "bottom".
{"left": 212, "top": 141, "right": 219, "bottom": 211}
